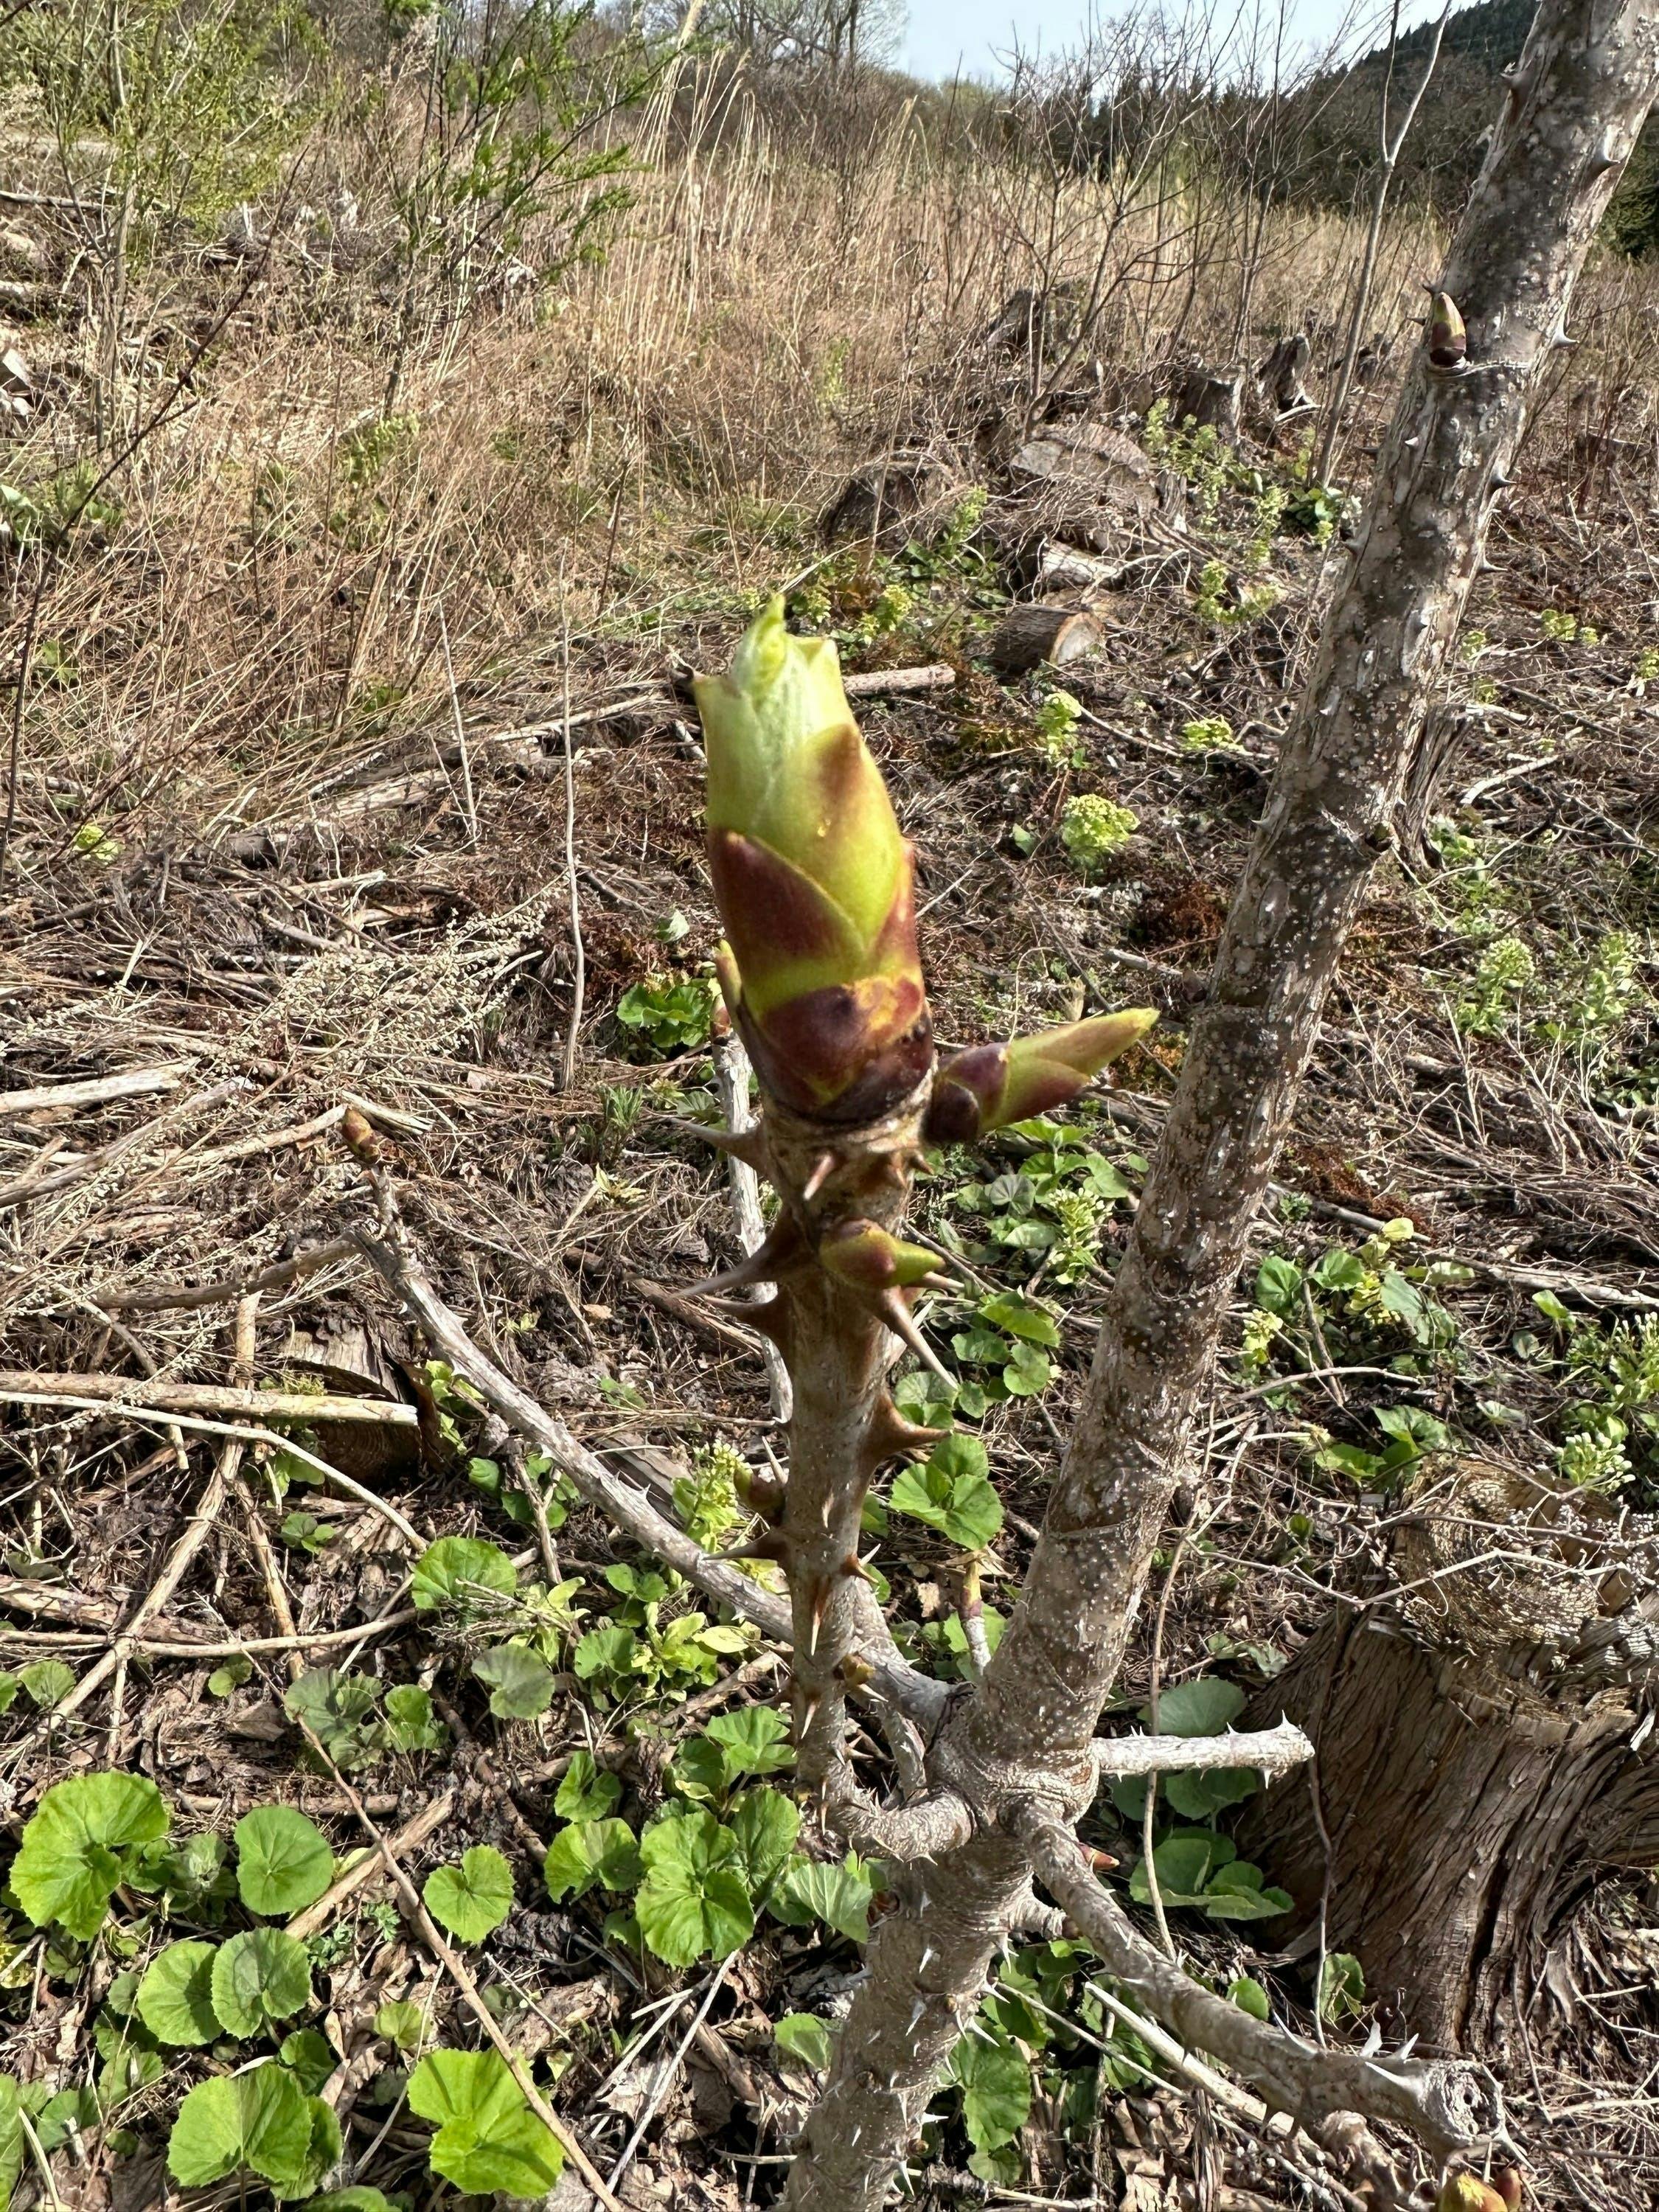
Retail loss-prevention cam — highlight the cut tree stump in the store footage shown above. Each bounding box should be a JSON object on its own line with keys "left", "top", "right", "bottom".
{"left": 1173, "top": 362, "right": 1245, "bottom": 441}
{"left": 1239, "top": 1458, "right": 1659, "bottom": 2059}
{"left": 819, "top": 453, "right": 968, "bottom": 552}
{"left": 988, "top": 605, "right": 1102, "bottom": 678}
{"left": 1256, "top": 331, "right": 1314, "bottom": 418}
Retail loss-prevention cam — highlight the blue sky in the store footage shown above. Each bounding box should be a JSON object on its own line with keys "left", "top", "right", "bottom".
{"left": 900, "top": 0, "right": 1451, "bottom": 83}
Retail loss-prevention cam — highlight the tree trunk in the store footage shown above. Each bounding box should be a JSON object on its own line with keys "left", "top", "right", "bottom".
{"left": 1244, "top": 1460, "right": 1659, "bottom": 2056}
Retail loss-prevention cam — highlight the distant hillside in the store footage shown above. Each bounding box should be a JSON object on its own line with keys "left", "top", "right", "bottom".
{"left": 1293, "top": 0, "right": 1659, "bottom": 254}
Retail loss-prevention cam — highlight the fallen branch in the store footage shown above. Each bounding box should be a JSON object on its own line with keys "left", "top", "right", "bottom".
{"left": 89, "top": 1236, "right": 361, "bottom": 1314}
{"left": 349, "top": 1226, "right": 945, "bottom": 1731}
{"left": 285, "top": 1790, "right": 457, "bottom": 1941}
{"left": 0, "top": 1370, "right": 416, "bottom": 1424}
{"left": 1009, "top": 1804, "right": 1499, "bottom": 2157}
{"left": 0, "top": 1394, "right": 425, "bottom": 1546}
{"left": 0, "top": 1064, "right": 196, "bottom": 1116}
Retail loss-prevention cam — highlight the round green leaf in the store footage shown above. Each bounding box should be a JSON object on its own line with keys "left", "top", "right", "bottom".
{"left": 726, "top": 1787, "right": 800, "bottom": 1895}
{"left": 210, "top": 1927, "right": 313, "bottom": 2038}
{"left": 277, "top": 2094, "right": 344, "bottom": 2203}
{"left": 429, "top": 2106, "right": 564, "bottom": 2197}
{"left": 423, "top": 1846, "right": 513, "bottom": 1944}
{"left": 470, "top": 1642, "right": 554, "bottom": 1719}
{"left": 279, "top": 2027, "right": 336, "bottom": 2093}
{"left": 1228, "top": 1976, "right": 1271, "bottom": 2020}
{"left": 1141, "top": 1677, "right": 1246, "bottom": 1737}
{"left": 19, "top": 1660, "right": 76, "bottom": 1709}
{"left": 408, "top": 2048, "right": 523, "bottom": 2130}
{"left": 13, "top": 1772, "right": 170, "bottom": 1940}
{"left": 411, "top": 1537, "right": 516, "bottom": 1614}
{"left": 773, "top": 2013, "right": 835, "bottom": 2072}
{"left": 766, "top": 1851, "right": 873, "bottom": 1942}
{"left": 949, "top": 2033, "right": 1031, "bottom": 2152}
{"left": 135, "top": 1940, "right": 220, "bottom": 2047}
{"left": 235, "top": 1806, "right": 333, "bottom": 1917}
{"left": 553, "top": 1750, "right": 621, "bottom": 1822}
{"left": 543, "top": 1820, "right": 641, "bottom": 1903}
{"left": 167, "top": 2064, "right": 313, "bottom": 2188}
{"left": 374, "top": 1999, "right": 426, "bottom": 2051}
{"left": 635, "top": 1812, "right": 754, "bottom": 1967}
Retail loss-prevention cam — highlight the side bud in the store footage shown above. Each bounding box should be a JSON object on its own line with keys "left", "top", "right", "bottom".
{"left": 696, "top": 598, "right": 931, "bottom": 1123}
{"left": 1427, "top": 290, "right": 1467, "bottom": 369}
{"left": 818, "top": 1219, "right": 949, "bottom": 1293}
{"left": 925, "top": 1009, "right": 1157, "bottom": 1145}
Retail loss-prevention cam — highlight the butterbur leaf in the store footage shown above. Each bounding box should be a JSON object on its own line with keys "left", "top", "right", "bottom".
{"left": 1253, "top": 1253, "right": 1303, "bottom": 1315}
{"left": 408, "top": 2049, "right": 522, "bottom": 2131}
{"left": 1164, "top": 1767, "right": 1258, "bottom": 1820}
{"left": 411, "top": 1537, "right": 516, "bottom": 1615}
{"left": 949, "top": 2032, "right": 1031, "bottom": 2152}
{"left": 1130, "top": 1829, "right": 1235, "bottom": 1908}
{"left": 408, "top": 2051, "right": 563, "bottom": 2199}
{"left": 279, "top": 2096, "right": 344, "bottom": 2204}
{"left": 424, "top": 1846, "right": 513, "bottom": 1944}
{"left": 554, "top": 1750, "right": 621, "bottom": 1821}
{"left": 375, "top": 2000, "right": 425, "bottom": 2051}
{"left": 1228, "top": 1977, "right": 1271, "bottom": 2020}
{"left": 13, "top": 1772, "right": 170, "bottom": 1940}
{"left": 135, "top": 1940, "right": 220, "bottom": 2046}
{"left": 167, "top": 2064, "right": 313, "bottom": 2188}
{"left": 32, "top": 2087, "right": 99, "bottom": 2154}
{"left": 1140, "top": 1677, "right": 1245, "bottom": 1737}
{"left": 978, "top": 1294, "right": 1059, "bottom": 1347}
{"left": 671, "top": 1733, "right": 728, "bottom": 1804}
{"left": 1317, "top": 1952, "right": 1366, "bottom": 2023}
{"left": 284, "top": 1670, "right": 383, "bottom": 1770}
{"left": 470, "top": 1642, "right": 554, "bottom": 1719}
{"left": 429, "top": 2106, "right": 564, "bottom": 2197}
{"left": 773, "top": 2014, "right": 835, "bottom": 2071}
{"left": 635, "top": 1812, "right": 754, "bottom": 1966}
{"left": 1375, "top": 1404, "right": 1453, "bottom": 1453}
{"left": 726, "top": 1787, "right": 801, "bottom": 1894}
{"left": 890, "top": 1435, "right": 1002, "bottom": 1551}
{"left": 280, "top": 2028, "right": 336, "bottom": 2096}
{"left": 211, "top": 1926, "right": 313, "bottom": 2037}
{"left": 1201, "top": 1862, "right": 1293, "bottom": 1921}
{"left": 703, "top": 1706, "right": 795, "bottom": 1781}
{"left": 385, "top": 1684, "right": 446, "bottom": 1753}
{"left": 767, "top": 1852, "right": 873, "bottom": 1942}
{"left": 19, "top": 1660, "right": 75, "bottom": 1708}
{"left": 543, "top": 1820, "right": 641, "bottom": 1902}
{"left": 0, "top": 2078, "right": 22, "bottom": 2212}
{"left": 236, "top": 1806, "right": 334, "bottom": 1916}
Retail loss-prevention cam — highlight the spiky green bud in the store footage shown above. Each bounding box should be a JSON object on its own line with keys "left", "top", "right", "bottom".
{"left": 696, "top": 599, "right": 930, "bottom": 1122}
{"left": 925, "top": 1010, "right": 1157, "bottom": 1145}
{"left": 818, "top": 1219, "right": 945, "bottom": 1293}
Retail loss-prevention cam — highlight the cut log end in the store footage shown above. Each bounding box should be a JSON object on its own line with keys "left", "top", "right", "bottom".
{"left": 989, "top": 605, "right": 1103, "bottom": 680}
